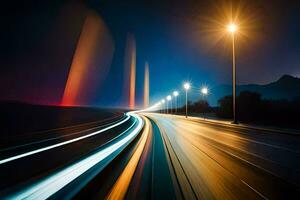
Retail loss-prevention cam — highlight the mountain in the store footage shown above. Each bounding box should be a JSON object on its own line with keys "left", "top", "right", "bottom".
{"left": 208, "top": 75, "right": 300, "bottom": 106}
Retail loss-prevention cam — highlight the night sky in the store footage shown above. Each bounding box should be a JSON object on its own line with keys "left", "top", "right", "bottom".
{"left": 1, "top": 0, "right": 300, "bottom": 107}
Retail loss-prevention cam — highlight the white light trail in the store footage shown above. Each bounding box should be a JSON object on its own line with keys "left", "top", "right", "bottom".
{"left": 6, "top": 113, "right": 143, "bottom": 200}
{"left": 0, "top": 114, "right": 131, "bottom": 165}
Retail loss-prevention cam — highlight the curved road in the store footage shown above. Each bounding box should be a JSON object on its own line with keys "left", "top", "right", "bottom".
{"left": 0, "top": 112, "right": 299, "bottom": 199}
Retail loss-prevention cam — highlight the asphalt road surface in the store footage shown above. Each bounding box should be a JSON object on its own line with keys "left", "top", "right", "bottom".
{"left": 144, "top": 113, "right": 300, "bottom": 199}
{"left": 1, "top": 112, "right": 299, "bottom": 199}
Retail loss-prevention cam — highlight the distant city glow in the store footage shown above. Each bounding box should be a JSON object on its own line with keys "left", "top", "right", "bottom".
{"left": 183, "top": 82, "right": 190, "bottom": 90}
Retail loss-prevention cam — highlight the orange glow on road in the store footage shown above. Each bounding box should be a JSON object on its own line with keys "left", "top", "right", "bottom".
{"left": 62, "top": 11, "right": 114, "bottom": 106}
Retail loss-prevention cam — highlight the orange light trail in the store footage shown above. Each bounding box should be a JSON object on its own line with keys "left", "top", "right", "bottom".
{"left": 106, "top": 116, "right": 151, "bottom": 200}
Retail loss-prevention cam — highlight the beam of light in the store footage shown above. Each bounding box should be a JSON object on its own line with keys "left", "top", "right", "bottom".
{"left": 0, "top": 114, "right": 131, "bottom": 165}
{"left": 5, "top": 113, "right": 143, "bottom": 200}
{"left": 144, "top": 62, "right": 150, "bottom": 108}
{"left": 106, "top": 116, "right": 150, "bottom": 199}
{"left": 61, "top": 10, "right": 114, "bottom": 106}
{"left": 123, "top": 34, "right": 137, "bottom": 109}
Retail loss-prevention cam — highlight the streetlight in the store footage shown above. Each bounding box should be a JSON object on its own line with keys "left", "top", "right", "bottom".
{"left": 183, "top": 82, "right": 190, "bottom": 118}
{"left": 227, "top": 23, "right": 238, "bottom": 124}
{"left": 201, "top": 87, "right": 208, "bottom": 95}
{"left": 167, "top": 95, "right": 172, "bottom": 114}
{"left": 156, "top": 102, "right": 161, "bottom": 113}
{"left": 173, "top": 91, "right": 179, "bottom": 114}
{"left": 201, "top": 87, "right": 209, "bottom": 120}
{"left": 161, "top": 99, "right": 165, "bottom": 114}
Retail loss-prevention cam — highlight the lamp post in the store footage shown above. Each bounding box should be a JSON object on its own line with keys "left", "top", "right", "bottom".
{"left": 173, "top": 91, "right": 179, "bottom": 114}
{"left": 183, "top": 82, "right": 190, "bottom": 118}
{"left": 166, "top": 98, "right": 168, "bottom": 114}
{"left": 227, "top": 23, "right": 238, "bottom": 124}
{"left": 167, "top": 95, "right": 172, "bottom": 114}
{"left": 201, "top": 87, "right": 208, "bottom": 120}
{"left": 161, "top": 99, "right": 165, "bottom": 114}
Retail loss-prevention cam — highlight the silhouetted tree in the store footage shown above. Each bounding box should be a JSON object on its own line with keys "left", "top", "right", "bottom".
{"left": 190, "top": 100, "right": 209, "bottom": 113}
{"left": 217, "top": 96, "right": 232, "bottom": 118}
{"left": 237, "top": 91, "right": 262, "bottom": 121}
{"left": 216, "top": 90, "right": 300, "bottom": 128}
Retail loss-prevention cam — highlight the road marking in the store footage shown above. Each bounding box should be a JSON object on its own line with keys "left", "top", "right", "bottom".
{"left": 0, "top": 114, "right": 131, "bottom": 165}
{"left": 241, "top": 180, "right": 268, "bottom": 200}
{"left": 147, "top": 114, "right": 276, "bottom": 199}
{"left": 152, "top": 119, "right": 197, "bottom": 200}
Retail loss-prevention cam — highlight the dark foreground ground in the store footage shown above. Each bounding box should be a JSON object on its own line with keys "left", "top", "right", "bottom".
{"left": 0, "top": 101, "right": 123, "bottom": 137}
{"left": 0, "top": 102, "right": 132, "bottom": 193}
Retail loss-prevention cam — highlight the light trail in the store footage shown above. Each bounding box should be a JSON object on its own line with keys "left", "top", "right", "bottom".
{"left": 5, "top": 113, "right": 143, "bottom": 200}
{"left": 106, "top": 116, "right": 151, "bottom": 200}
{"left": 0, "top": 114, "right": 131, "bottom": 165}
{"left": 0, "top": 115, "right": 126, "bottom": 152}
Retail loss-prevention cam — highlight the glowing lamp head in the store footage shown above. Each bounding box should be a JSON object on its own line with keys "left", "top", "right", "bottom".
{"left": 227, "top": 23, "right": 237, "bottom": 33}
{"left": 161, "top": 99, "right": 165, "bottom": 103}
{"left": 201, "top": 87, "right": 209, "bottom": 95}
{"left": 183, "top": 82, "right": 190, "bottom": 90}
{"left": 167, "top": 95, "right": 172, "bottom": 101}
{"left": 173, "top": 91, "right": 179, "bottom": 97}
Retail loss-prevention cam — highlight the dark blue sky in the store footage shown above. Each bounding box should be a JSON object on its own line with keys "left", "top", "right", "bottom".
{"left": 1, "top": 0, "right": 300, "bottom": 107}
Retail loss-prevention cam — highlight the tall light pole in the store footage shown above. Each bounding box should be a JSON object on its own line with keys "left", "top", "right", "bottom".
{"left": 227, "top": 23, "right": 238, "bottom": 124}
{"left": 167, "top": 95, "right": 172, "bottom": 114}
{"left": 173, "top": 91, "right": 179, "bottom": 114}
{"left": 161, "top": 99, "right": 165, "bottom": 114}
{"left": 166, "top": 97, "right": 169, "bottom": 114}
{"left": 201, "top": 87, "right": 209, "bottom": 120}
{"left": 183, "top": 82, "right": 190, "bottom": 118}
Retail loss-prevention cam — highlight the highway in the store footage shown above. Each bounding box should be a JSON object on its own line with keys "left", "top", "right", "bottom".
{"left": 0, "top": 112, "right": 299, "bottom": 199}
{"left": 144, "top": 113, "right": 300, "bottom": 199}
